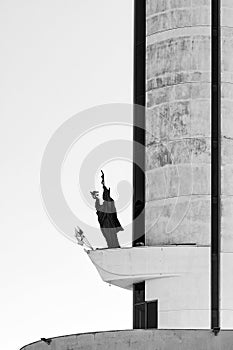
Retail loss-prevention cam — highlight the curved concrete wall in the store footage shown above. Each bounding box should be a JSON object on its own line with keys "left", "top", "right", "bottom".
{"left": 144, "top": 0, "right": 233, "bottom": 330}
{"left": 145, "top": 0, "right": 211, "bottom": 245}
{"left": 20, "top": 329, "right": 233, "bottom": 350}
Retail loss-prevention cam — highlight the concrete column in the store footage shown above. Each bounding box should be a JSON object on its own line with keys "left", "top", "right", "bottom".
{"left": 145, "top": 0, "right": 211, "bottom": 328}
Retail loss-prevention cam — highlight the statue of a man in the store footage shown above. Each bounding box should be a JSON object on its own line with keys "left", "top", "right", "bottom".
{"left": 90, "top": 171, "right": 124, "bottom": 248}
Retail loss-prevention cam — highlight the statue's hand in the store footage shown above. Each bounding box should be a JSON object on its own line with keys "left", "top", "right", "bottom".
{"left": 90, "top": 191, "right": 99, "bottom": 199}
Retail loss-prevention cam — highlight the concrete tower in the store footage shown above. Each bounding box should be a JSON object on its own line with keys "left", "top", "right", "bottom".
{"left": 21, "top": 0, "right": 233, "bottom": 349}
{"left": 89, "top": 0, "right": 233, "bottom": 331}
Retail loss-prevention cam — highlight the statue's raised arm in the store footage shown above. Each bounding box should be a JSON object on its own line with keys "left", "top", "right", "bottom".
{"left": 101, "top": 170, "right": 105, "bottom": 187}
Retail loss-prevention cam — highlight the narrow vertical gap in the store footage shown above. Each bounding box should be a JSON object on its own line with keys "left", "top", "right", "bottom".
{"left": 211, "top": 0, "right": 221, "bottom": 330}
{"left": 133, "top": 0, "right": 146, "bottom": 247}
{"left": 133, "top": 282, "right": 158, "bottom": 329}
{"left": 133, "top": 282, "right": 145, "bottom": 329}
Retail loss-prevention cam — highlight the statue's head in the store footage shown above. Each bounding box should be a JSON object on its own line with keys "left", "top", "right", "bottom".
{"left": 102, "top": 185, "right": 112, "bottom": 201}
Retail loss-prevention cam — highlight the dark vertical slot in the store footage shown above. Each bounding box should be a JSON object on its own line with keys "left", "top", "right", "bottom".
{"left": 133, "top": 282, "right": 145, "bottom": 329}
{"left": 133, "top": 0, "right": 146, "bottom": 247}
{"left": 133, "top": 282, "right": 158, "bottom": 329}
{"left": 147, "top": 300, "right": 158, "bottom": 329}
{"left": 134, "top": 281, "right": 145, "bottom": 303}
{"left": 211, "top": 0, "right": 221, "bottom": 330}
{"left": 134, "top": 303, "right": 146, "bottom": 329}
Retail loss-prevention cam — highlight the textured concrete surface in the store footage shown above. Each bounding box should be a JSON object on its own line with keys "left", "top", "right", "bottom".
{"left": 145, "top": 0, "right": 211, "bottom": 245}
{"left": 20, "top": 329, "right": 233, "bottom": 350}
{"left": 144, "top": 0, "right": 233, "bottom": 328}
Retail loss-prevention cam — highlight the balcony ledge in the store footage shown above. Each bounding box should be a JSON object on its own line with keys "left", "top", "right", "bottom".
{"left": 86, "top": 245, "right": 209, "bottom": 289}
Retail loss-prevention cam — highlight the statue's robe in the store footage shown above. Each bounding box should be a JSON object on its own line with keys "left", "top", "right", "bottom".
{"left": 95, "top": 197, "right": 123, "bottom": 248}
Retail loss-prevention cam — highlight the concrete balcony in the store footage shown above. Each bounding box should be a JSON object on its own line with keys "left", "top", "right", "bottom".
{"left": 87, "top": 245, "right": 210, "bottom": 290}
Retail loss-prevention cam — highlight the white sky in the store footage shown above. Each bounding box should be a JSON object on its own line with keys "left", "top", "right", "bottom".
{"left": 0, "top": 1, "right": 133, "bottom": 349}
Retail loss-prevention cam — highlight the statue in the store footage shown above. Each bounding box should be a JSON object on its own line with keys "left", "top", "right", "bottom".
{"left": 90, "top": 171, "right": 124, "bottom": 248}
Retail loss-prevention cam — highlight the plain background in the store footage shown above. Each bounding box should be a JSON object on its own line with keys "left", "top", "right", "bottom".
{"left": 0, "top": 1, "right": 133, "bottom": 349}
